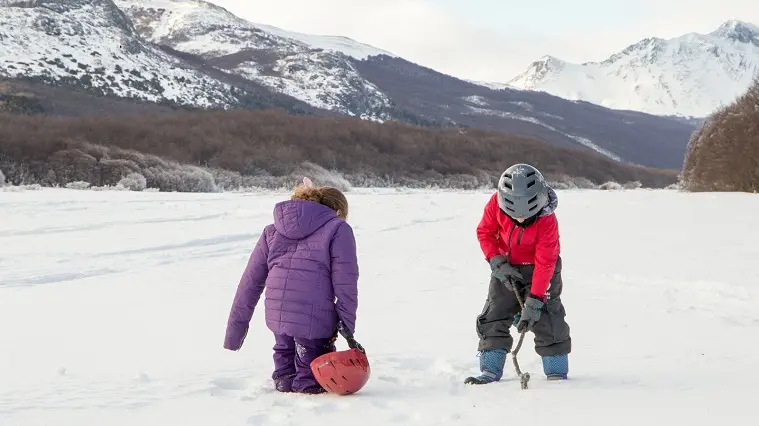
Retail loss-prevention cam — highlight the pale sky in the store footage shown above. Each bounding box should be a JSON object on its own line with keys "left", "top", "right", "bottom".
{"left": 212, "top": 0, "right": 759, "bottom": 82}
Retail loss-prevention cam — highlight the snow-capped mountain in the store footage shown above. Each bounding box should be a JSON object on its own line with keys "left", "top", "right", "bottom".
{"left": 505, "top": 20, "right": 759, "bottom": 118}
{"left": 0, "top": 0, "right": 699, "bottom": 170}
{"left": 115, "top": 0, "right": 397, "bottom": 120}
{"left": 352, "top": 56, "right": 694, "bottom": 169}
{"left": 0, "top": 0, "right": 243, "bottom": 108}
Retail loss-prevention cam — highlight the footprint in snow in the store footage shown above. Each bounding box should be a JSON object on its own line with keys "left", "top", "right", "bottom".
{"left": 210, "top": 377, "right": 248, "bottom": 391}
{"left": 209, "top": 377, "right": 249, "bottom": 397}
{"left": 246, "top": 412, "right": 282, "bottom": 425}
{"left": 377, "top": 375, "right": 400, "bottom": 383}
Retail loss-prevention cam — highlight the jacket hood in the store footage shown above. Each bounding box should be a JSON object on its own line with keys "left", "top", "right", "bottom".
{"left": 273, "top": 199, "right": 339, "bottom": 240}
{"left": 539, "top": 186, "right": 559, "bottom": 217}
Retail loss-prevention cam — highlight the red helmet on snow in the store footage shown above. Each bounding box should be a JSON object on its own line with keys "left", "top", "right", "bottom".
{"left": 310, "top": 348, "right": 370, "bottom": 395}
{"left": 310, "top": 323, "right": 370, "bottom": 395}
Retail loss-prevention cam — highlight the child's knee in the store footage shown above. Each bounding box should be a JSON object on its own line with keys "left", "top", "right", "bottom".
{"left": 531, "top": 302, "right": 570, "bottom": 354}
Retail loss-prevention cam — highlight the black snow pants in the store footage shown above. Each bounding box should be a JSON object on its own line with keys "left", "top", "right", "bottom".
{"left": 475, "top": 256, "right": 571, "bottom": 357}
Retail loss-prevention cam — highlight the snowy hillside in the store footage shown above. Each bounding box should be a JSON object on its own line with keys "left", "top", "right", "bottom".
{"left": 1, "top": 187, "right": 757, "bottom": 425}
{"left": 115, "top": 0, "right": 396, "bottom": 119}
{"left": 354, "top": 56, "right": 696, "bottom": 169}
{"left": 506, "top": 20, "right": 759, "bottom": 117}
{"left": 0, "top": 0, "right": 238, "bottom": 108}
{"left": 0, "top": 0, "right": 699, "bottom": 168}
{"left": 249, "top": 23, "right": 395, "bottom": 61}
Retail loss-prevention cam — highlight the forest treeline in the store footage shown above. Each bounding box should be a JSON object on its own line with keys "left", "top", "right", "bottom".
{"left": 0, "top": 108, "right": 677, "bottom": 191}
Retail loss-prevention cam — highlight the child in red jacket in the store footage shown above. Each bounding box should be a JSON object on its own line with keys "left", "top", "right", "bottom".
{"left": 465, "top": 163, "right": 571, "bottom": 384}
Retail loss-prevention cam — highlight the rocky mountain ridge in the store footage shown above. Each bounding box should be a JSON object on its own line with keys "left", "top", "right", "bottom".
{"left": 505, "top": 19, "right": 759, "bottom": 118}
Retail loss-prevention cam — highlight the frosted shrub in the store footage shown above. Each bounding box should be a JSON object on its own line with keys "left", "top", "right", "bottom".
{"left": 140, "top": 162, "right": 218, "bottom": 192}
{"left": 547, "top": 174, "right": 596, "bottom": 189}
{"left": 548, "top": 181, "right": 573, "bottom": 190}
{"left": 0, "top": 168, "right": 5, "bottom": 187}
{"left": 211, "top": 168, "right": 264, "bottom": 191}
{"left": 90, "top": 185, "right": 124, "bottom": 191}
{"left": 3, "top": 184, "right": 43, "bottom": 192}
{"left": 178, "top": 165, "right": 217, "bottom": 193}
{"left": 622, "top": 181, "right": 643, "bottom": 190}
{"left": 211, "top": 169, "right": 245, "bottom": 191}
{"left": 291, "top": 162, "right": 352, "bottom": 192}
{"left": 117, "top": 172, "right": 147, "bottom": 191}
{"left": 443, "top": 174, "right": 479, "bottom": 190}
{"left": 574, "top": 177, "right": 597, "bottom": 189}
{"left": 65, "top": 181, "right": 91, "bottom": 190}
{"left": 599, "top": 181, "right": 623, "bottom": 190}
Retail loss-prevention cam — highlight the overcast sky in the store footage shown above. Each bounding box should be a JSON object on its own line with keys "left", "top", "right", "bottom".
{"left": 212, "top": 0, "right": 759, "bottom": 83}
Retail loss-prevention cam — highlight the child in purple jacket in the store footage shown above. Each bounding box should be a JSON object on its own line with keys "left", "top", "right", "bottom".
{"left": 224, "top": 178, "right": 359, "bottom": 394}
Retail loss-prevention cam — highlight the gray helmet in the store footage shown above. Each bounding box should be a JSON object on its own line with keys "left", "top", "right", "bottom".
{"left": 497, "top": 163, "right": 548, "bottom": 219}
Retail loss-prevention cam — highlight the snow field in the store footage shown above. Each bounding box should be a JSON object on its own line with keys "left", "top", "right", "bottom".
{"left": 0, "top": 188, "right": 757, "bottom": 425}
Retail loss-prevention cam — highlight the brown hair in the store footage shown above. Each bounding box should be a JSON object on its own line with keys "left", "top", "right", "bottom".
{"left": 291, "top": 185, "right": 349, "bottom": 220}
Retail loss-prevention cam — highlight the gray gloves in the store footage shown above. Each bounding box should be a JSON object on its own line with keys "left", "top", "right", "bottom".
{"left": 489, "top": 255, "right": 522, "bottom": 290}
{"left": 516, "top": 295, "right": 544, "bottom": 333}
{"left": 489, "top": 255, "right": 542, "bottom": 333}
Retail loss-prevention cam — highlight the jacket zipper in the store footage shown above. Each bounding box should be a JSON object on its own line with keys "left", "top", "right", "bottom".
{"left": 505, "top": 225, "right": 526, "bottom": 263}
{"left": 506, "top": 226, "right": 516, "bottom": 255}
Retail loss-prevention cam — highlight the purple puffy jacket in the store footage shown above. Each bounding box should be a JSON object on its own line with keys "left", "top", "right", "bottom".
{"left": 224, "top": 199, "right": 359, "bottom": 350}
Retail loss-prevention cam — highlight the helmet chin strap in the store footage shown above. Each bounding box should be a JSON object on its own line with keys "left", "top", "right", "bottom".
{"left": 501, "top": 207, "right": 540, "bottom": 227}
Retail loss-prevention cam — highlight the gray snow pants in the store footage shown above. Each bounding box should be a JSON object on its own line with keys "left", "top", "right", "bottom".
{"left": 475, "top": 256, "right": 571, "bottom": 357}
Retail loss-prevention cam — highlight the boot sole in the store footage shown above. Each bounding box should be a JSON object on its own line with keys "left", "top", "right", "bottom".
{"left": 464, "top": 376, "right": 499, "bottom": 385}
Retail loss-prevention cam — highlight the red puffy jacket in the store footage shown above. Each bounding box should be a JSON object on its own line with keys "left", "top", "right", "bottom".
{"left": 476, "top": 192, "right": 560, "bottom": 298}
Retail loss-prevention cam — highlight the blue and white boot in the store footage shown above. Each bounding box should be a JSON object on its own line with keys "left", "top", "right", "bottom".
{"left": 542, "top": 354, "right": 568, "bottom": 380}
{"left": 464, "top": 349, "right": 506, "bottom": 385}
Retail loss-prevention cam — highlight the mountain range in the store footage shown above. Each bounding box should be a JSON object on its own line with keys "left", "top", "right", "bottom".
{"left": 0, "top": 0, "right": 728, "bottom": 171}
{"left": 504, "top": 19, "right": 759, "bottom": 118}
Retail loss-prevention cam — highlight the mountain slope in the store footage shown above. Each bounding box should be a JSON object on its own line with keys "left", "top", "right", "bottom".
{"left": 0, "top": 0, "right": 333, "bottom": 115}
{"left": 506, "top": 20, "right": 759, "bottom": 118}
{"left": 0, "top": 0, "right": 232, "bottom": 107}
{"left": 353, "top": 56, "right": 696, "bottom": 169}
{"left": 115, "top": 0, "right": 397, "bottom": 121}
{"left": 0, "top": 77, "right": 190, "bottom": 116}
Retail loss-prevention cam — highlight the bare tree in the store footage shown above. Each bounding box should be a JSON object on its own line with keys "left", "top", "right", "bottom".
{"left": 682, "top": 77, "right": 759, "bottom": 192}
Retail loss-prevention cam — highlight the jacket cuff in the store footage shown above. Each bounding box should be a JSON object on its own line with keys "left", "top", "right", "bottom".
{"left": 527, "top": 292, "right": 546, "bottom": 303}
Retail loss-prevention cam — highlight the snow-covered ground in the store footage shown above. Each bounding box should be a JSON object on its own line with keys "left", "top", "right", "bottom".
{"left": 1, "top": 188, "right": 757, "bottom": 425}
